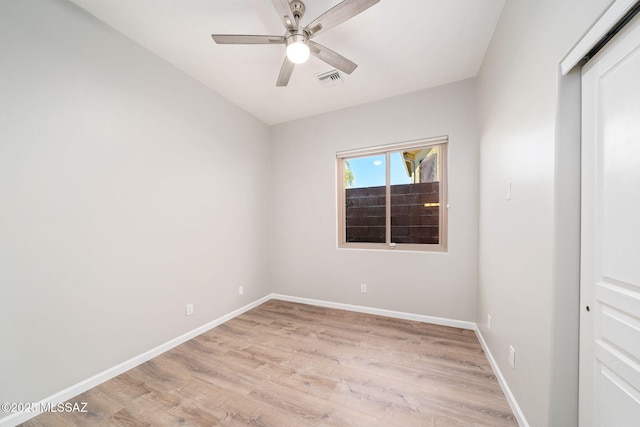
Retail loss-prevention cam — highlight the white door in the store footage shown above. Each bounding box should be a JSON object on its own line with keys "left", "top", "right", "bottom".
{"left": 579, "top": 11, "right": 640, "bottom": 427}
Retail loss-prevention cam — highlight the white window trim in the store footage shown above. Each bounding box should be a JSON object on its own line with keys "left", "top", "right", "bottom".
{"left": 336, "top": 135, "right": 448, "bottom": 159}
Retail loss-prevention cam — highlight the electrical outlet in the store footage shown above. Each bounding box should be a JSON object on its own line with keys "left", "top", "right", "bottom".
{"left": 238, "top": 285, "right": 244, "bottom": 296}
{"left": 487, "top": 314, "right": 491, "bottom": 330}
{"left": 509, "top": 345, "right": 516, "bottom": 368}
{"left": 360, "top": 284, "right": 367, "bottom": 293}
{"left": 186, "top": 303, "right": 194, "bottom": 316}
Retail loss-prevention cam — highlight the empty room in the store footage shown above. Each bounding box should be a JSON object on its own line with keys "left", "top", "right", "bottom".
{"left": 2, "top": 0, "right": 639, "bottom": 426}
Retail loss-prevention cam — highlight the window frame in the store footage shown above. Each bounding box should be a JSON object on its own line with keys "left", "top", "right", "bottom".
{"left": 337, "top": 136, "right": 448, "bottom": 252}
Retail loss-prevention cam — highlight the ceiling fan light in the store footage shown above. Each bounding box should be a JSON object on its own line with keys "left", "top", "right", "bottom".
{"left": 286, "top": 41, "right": 310, "bottom": 64}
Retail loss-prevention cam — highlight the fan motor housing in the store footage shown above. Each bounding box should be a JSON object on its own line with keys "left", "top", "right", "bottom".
{"left": 286, "top": 28, "right": 308, "bottom": 46}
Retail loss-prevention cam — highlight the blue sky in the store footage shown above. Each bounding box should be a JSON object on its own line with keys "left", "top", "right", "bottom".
{"left": 347, "top": 152, "right": 411, "bottom": 188}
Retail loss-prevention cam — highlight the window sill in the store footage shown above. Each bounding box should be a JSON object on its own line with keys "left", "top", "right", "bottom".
{"left": 336, "top": 243, "right": 448, "bottom": 254}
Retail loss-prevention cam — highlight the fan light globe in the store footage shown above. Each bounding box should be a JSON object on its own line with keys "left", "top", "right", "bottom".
{"left": 286, "top": 42, "right": 310, "bottom": 64}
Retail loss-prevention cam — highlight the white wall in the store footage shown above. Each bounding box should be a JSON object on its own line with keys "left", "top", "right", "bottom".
{"left": 270, "top": 79, "right": 478, "bottom": 321}
{"left": 0, "top": 0, "right": 271, "bottom": 417}
{"left": 476, "top": 0, "right": 611, "bottom": 425}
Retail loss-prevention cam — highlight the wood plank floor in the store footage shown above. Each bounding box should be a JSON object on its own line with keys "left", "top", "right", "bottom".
{"left": 22, "top": 300, "right": 517, "bottom": 426}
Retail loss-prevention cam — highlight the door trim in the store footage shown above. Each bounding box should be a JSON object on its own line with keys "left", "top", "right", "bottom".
{"left": 561, "top": 0, "right": 640, "bottom": 74}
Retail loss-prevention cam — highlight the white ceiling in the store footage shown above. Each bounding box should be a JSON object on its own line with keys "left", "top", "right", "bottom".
{"left": 69, "top": 0, "right": 505, "bottom": 125}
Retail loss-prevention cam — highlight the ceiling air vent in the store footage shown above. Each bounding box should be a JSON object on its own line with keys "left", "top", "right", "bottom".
{"left": 316, "top": 69, "right": 343, "bottom": 88}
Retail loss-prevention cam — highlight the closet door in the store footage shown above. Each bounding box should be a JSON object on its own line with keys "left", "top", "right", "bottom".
{"left": 580, "top": 11, "right": 640, "bottom": 427}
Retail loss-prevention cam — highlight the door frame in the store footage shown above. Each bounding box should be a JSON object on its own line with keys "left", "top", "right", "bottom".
{"left": 561, "top": 0, "right": 640, "bottom": 74}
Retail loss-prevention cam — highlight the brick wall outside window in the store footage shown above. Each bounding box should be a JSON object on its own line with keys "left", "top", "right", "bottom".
{"left": 345, "top": 182, "right": 440, "bottom": 244}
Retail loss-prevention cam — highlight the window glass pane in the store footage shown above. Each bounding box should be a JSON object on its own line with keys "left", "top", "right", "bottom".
{"left": 390, "top": 146, "right": 440, "bottom": 244}
{"left": 344, "top": 155, "right": 386, "bottom": 243}
{"left": 390, "top": 152, "right": 412, "bottom": 186}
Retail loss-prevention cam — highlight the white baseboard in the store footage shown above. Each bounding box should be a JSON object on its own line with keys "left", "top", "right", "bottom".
{"left": 474, "top": 327, "right": 529, "bottom": 427}
{"left": 3, "top": 293, "right": 525, "bottom": 427}
{"left": 0, "top": 295, "right": 272, "bottom": 427}
{"left": 270, "top": 293, "right": 476, "bottom": 330}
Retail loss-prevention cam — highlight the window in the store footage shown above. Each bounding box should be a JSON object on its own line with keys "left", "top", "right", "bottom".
{"left": 337, "top": 137, "right": 448, "bottom": 251}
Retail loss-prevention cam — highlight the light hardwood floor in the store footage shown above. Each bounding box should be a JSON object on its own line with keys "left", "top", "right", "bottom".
{"left": 22, "top": 300, "right": 517, "bottom": 426}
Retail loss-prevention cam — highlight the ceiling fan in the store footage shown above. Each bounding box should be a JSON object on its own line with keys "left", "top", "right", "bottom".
{"left": 211, "top": 0, "right": 380, "bottom": 87}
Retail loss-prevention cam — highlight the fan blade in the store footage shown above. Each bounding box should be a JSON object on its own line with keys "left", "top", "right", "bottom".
{"left": 305, "top": 0, "right": 379, "bottom": 38}
{"left": 211, "top": 35, "right": 285, "bottom": 44}
{"left": 276, "top": 57, "right": 295, "bottom": 87}
{"left": 271, "top": 0, "right": 298, "bottom": 31}
{"left": 309, "top": 41, "right": 357, "bottom": 74}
